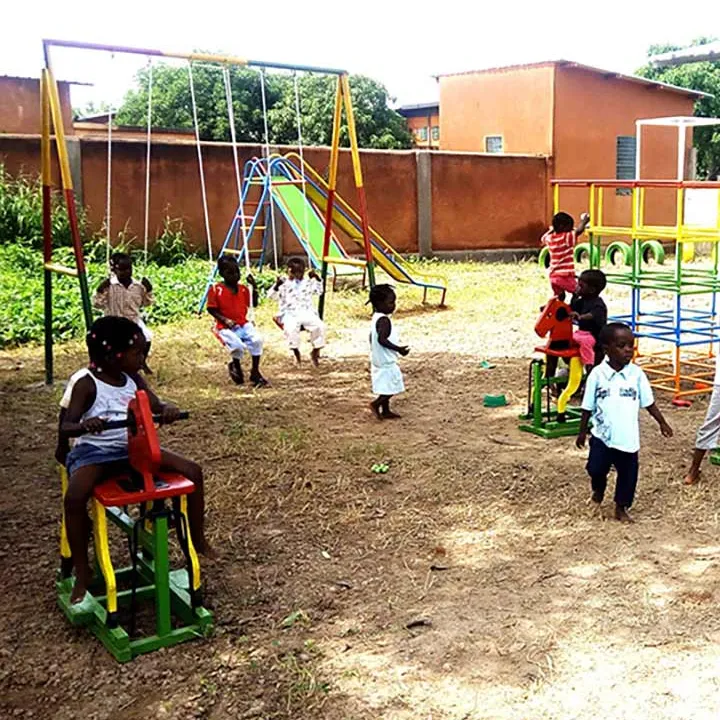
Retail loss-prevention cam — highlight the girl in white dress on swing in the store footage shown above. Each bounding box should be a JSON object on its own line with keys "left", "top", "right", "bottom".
{"left": 368, "top": 284, "right": 410, "bottom": 420}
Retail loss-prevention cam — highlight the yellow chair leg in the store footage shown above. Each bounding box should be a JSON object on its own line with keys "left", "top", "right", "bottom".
{"left": 557, "top": 356, "right": 583, "bottom": 415}
{"left": 92, "top": 500, "right": 118, "bottom": 615}
{"left": 59, "top": 465, "right": 72, "bottom": 561}
{"left": 180, "top": 495, "right": 202, "bottom": 592}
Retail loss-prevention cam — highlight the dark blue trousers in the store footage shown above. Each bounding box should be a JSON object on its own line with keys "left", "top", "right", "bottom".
{"left": 587, "top": 436, "right": 639, "bottom": 508}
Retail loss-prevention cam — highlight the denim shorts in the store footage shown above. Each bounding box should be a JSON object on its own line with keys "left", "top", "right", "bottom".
{"left": 66, "top": 442, "right": 129, "bottom": 477}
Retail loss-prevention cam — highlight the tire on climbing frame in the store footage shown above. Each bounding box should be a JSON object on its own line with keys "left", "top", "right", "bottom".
{"left": 538, "top": 246, "right": 550, "bottom": 269}
{"left": 605, "top": 241, "right": 633, "bottom": 267}
{"left": 641, "top": 240, "right": 665, "bottom": 265}
{"left": 574, "top": 243, "right": 600, "bottom": 267}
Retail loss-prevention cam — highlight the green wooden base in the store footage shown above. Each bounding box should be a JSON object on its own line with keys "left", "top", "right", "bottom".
{"left": 710, "top": 450, "right": 720, "bottom": 466}
{"left": 57, "top": 505, "right": 213, "bottom": 663}
{"left": 518, "top": 410, "right": 583, "bottom": 438}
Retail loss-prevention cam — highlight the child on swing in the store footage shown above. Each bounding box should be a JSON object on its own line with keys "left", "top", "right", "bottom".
{"left": 207, "top": 255, "right": 268, "bottom": 387}
{"left": 93, "top": 252, "right": 154, "bottom": 373}
{"left": 368, "top": 284, "right": 409, "bottom": 420}
{"left": 59, "top": 316, "right": 212, "bottom": 605}
{"left": 268, "top": 257, "right": 325, "bottom": 365}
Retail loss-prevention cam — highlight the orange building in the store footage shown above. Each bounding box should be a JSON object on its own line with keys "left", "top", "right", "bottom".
{"left": 0, "top": 75, "right": 75, "bottom": 135}
{"left": 397, "top": 102, "right": 440, "bottom": 148}
{"left": 437, "top": 61, "right": 708, "bottom": 225}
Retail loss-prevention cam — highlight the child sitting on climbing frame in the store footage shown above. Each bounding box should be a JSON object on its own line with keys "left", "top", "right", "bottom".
{"left": 541, "top": 211, "right": 591, "bottom": 297}
{"left": 93, "top": 252, "right": 154, "bottom": 373}
{"left": 368, "top": 284, "right": 409, "bottom": 420}
{"left": 207, "top": 255, "right": 268, "bottom": 387}
{"left": 268, "top": 257, "right": 325, "bottom": 365}
{"left": 59, "top": 316, "right": 212, "bottom": 605}
{"left": 571, "top": 269, "right": 608, "bottom": 373}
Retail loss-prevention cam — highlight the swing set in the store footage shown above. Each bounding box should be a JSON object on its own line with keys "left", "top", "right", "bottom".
{"left": 40, "top": 38, "right": 377, "bottom": 384}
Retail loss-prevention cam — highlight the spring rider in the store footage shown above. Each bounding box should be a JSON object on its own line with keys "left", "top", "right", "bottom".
{"left": 519, "top": 296, "right": 584, "bottom": 438}
{"left": 57, "top": 390, "right": 213, "bottom": 662}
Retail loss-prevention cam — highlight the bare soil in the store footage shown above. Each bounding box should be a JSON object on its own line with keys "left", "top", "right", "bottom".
{"left": 2, "top": 262, "right": 720, "bottom": 719}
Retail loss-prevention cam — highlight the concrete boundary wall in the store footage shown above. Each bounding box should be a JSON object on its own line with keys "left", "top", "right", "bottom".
{"left": 0, "top": 134, "right": 549, "bottom": 256}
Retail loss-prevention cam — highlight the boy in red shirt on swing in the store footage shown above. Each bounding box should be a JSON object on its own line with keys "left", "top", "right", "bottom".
{"left": 207, "top": 255, "right": 268, "bottom": 387}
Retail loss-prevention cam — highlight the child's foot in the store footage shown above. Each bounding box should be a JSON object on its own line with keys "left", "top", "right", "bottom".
{"left": 70, "top": 570, "right": 91, "bottom": 604}
{"left": 292, "top": 348, "right": 301, "bottom": 364}
{"left": 250, "top": 373, "right": 269, "bottom": 388}
{"left": 311, "top": 348, "right": 320, "bottom": 367}
{"left": 228, "top": 362, "right": 244, "bottom": 385}
{"left": 683, "top": 471, "right": 701, "bottom": 485}
{"left": 369, "top": 401, "right": 384, "bottom": 420}
{"left": 382, "top": 410, "right": 402, "bottom": 419}
{"left": 591, "top": 491, "right": 604, "bottom": 504}
{"left": 614, "top": 505, "right": 634, "bottom": 523}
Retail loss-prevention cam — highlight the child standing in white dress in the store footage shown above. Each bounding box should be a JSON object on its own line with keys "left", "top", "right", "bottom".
{"left": 368, "top": 284, "right": 409, "bottom": 420}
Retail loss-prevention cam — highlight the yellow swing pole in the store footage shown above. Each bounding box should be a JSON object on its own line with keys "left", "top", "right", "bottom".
{"left": 340, "top": 74, "right": 375, "bottom": 288}
{"left": 318, "top": 76, "right": 343, "bottom": 319}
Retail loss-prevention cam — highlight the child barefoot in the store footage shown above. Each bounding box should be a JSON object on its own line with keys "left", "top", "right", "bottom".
{"left": 93, "top": 252, "right": 154, "bottom": 373}
{"left": 368, "top": 284, "right": 409, "bottom": 420}
{"left": 268, "top": 257, "right": 325, "bottom": 366}
{"left": 541, "top": 211, "right": 590, "bottom": 298}
{"left": 684, "top": 352, "right": 720, "bottom": 484}
{"left": 207, "top": 255, "right": 268, "bottom": 387}
{"left": 571, "top": 269, "right": 608, "bottom": 373}
{"left": 60, "top": 316, "right": 211, "bottom": 604}
{"left": 576, "top": 323, "right": 673, "bottom": 522}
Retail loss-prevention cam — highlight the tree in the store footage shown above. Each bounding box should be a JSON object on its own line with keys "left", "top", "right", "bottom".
{"left": 114, "top": 59, "right": 412, "bottom": 150}
{"left": 637, "top": 38, "right": 720, "bottom": 178}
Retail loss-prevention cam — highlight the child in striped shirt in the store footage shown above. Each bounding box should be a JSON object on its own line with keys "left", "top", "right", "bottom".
{"left": 541, "top": 211, "right": 590, "bottom": 298}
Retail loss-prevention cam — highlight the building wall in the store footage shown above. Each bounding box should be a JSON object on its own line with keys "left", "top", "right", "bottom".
{"left": 0, "top": 77, "right": 74, "bottom": 136}
{"left": 438, "top": 65, "right": 554, "bottom": 154}
{"left": 552, "top": 65, "right": 696, "bottom": 228}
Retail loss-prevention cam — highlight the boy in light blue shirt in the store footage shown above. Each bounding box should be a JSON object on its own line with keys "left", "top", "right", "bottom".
{"left": 577, "top": 323, "right": 673, "bottom": 522}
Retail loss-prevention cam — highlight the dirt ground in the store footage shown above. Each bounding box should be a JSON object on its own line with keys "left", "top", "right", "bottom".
{"left": 3, "top": 262, "right": 720, "bottom": 719}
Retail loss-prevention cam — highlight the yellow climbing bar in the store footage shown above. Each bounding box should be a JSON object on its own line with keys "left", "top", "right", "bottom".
{"left": 44, "top": 263, "right": 78, "bottom": 277}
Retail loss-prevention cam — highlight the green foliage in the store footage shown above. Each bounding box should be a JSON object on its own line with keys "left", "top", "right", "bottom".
{"left": 638, "top": 37, "right": 720, "bottom": 178}
{"left": 114, "top": 61, "right": 412, "bottom": 150}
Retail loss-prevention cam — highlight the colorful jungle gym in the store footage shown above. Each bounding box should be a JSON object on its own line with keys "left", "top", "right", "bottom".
{"left": 519, "top": 297, "right": 584, "bottom": 438}
{"left": 57, "top": 391, "right": 212, "bottom": 662}
{"left": 197, "top": 152, "right": 448, "bottom": 315}
{"left": 39, "top": 39, "right": 404, "bottom": 383}
{"left": 551, "top": 177, "right": 720, "bottom": 401}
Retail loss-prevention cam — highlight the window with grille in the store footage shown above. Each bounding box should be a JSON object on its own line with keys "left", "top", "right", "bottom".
{"left": 431, "top": 126, "right": 440, "bottom": 141}
{"left": 616, "top": 136, "right": 636, "bottom": 196}
{"left": 485, "top": 135, "right": 503, "bottom": 153}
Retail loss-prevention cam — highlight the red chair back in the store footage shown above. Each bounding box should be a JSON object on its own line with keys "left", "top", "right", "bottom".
{"left": 127, "top": 390, "right": 162, "bottom": 494}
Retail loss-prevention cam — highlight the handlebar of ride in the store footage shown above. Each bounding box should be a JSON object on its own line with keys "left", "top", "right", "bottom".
{"left": 93, "top": 411, "right": 189, "bottom": 432}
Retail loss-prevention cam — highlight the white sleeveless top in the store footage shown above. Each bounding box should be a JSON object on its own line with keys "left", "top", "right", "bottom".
{"left": 74, "top": 372, "right": 138, "bottom": 450}
{"left": 370, "top": 312, "right": 400, "bottom": 368}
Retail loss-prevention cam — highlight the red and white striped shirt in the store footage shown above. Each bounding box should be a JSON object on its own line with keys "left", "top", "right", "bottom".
{"left": 542, "top": 230, "right": 577, "bottom": 276}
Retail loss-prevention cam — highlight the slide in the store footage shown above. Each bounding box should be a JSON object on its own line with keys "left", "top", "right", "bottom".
{"left": 270, "top": 183, "right": 362, "bottom": 277}
{"left": 280, "top": 154, "right": 447, "bottom": 303}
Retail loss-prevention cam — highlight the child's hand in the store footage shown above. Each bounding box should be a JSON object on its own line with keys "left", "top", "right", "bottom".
{"left": 97, "top": 278, "right": 111, "bottom": 292}
{"left": 81, "top": 416, "right": 106, "bottom": 434}
{"left": 141, "top": 277, "right": 153, "bottom": 292}
{"left": 580, "top": 212, "right": 590, "bottom": 223}
{"left": 246, "top": 274, "right": 257, "bottom": 286}
{"left": 223, "top": 317, "right": 236, "bottom": 329}
{"left": 308, "top": 270, "right": 320, "bottom": 280}
{"left": 660, "top": 421, "right": 673, "bottom": 438}
{"left": 575, "top": 431, "right": 587, "bottom": 449}
{"left": 274, "top": 277, "right": 285, "bottom": 289}
{"left": 398, "top": 346, "right": 410, "bottom": 357}
{"left": 160, "top": 403, "right": 182, "bottom": 425}
{"left": 571, "top": 311, "right": 579, "bottom": 321}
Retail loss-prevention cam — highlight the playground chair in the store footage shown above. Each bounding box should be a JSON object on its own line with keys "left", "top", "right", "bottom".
{"left": 519, "top": 297, "right": 585, "bottom": 439}
{"left": 57, "top": 390, "right": 213, "bottom": 662}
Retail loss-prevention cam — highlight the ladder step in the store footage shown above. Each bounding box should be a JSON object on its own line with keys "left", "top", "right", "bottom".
{"left": 221, "top": 248, "right": 243, "bottom": 255}
{"left": 44, "top": 262, "right": 78, "bottom": 277}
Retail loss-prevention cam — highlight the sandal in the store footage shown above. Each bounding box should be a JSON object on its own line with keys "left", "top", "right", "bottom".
{"left": 250, "top": 374, "right": 269, "bottom": 388}
{"left": 228, "top": 362, "right": 244, "bottom": 385}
